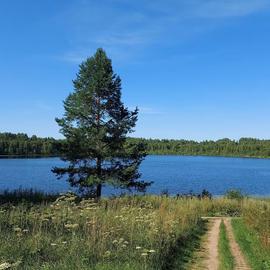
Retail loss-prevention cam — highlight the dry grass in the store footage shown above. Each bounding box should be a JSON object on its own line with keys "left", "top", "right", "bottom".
{"left": 242, "top": 199, "right": 270, "bottom": 248}
{"left": 0, "top": 193, "right": 268, "bottom": 269}
{"left": 0, "top": 194, "right": 210, "bottom": 269}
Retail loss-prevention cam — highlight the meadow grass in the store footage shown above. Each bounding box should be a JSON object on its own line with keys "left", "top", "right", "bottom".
{"left": 218, "top": 220, "right": 234, "bottom": 270}
{"left": 232, "top": 219, "right": 270, "bottom": 270}
{"left": 242, "top": 198, "right": 270, "bottom": 248}
{"left": 231, "top": 198, "right": 270, "bottom": 270}
{"left": 0, "top": 191, "right": 269, "bottom": 270}
{"left": 0, "top": 194, "right": 213, "bottom": 270}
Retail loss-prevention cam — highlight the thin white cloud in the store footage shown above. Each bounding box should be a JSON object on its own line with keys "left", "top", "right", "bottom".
{"left": 193, "top": 0, "right": 270, "bottom": 18}
{"left": 56, "top": 0, "right": 270, "bottom": 63}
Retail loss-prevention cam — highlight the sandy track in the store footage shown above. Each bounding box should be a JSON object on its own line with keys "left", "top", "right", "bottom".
{"left": 190, "top": 217, "right": 250, "bottom": 270}
{"left": 223, "top": 218, "right": 251, "bottom": 270}
{"left": 190, "top": 218, "right": 221, "bottom": 270}
{"left": 205, "top": 218, "right": 221, "bottom": 270}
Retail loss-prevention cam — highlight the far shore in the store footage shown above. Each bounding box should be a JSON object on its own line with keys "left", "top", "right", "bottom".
{"left": 1, "top": 153, "right": 270, "bottom": 160}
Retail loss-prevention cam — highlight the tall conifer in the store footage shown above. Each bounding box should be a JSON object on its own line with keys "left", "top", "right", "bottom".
{"left": 52, "top": 49, "right": 151, "bottom": 198}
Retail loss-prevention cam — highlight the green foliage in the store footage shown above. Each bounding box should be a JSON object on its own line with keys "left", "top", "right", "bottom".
{"left": 3, "top": 133, "right": 270, "bottom": 158}
{"left": 218, "top": 220, "right": 234, "bottom": 270}
{"left": 232, "top": 219, "right": 270, "bottom": 270}
{"left": 225, "top": 189, "right": 244, "bottom": 200}
{"left": 0, "top": 189, "right": 58, "bottom": 205}
{"left": 129, "top": 137, "right": 270, "bottom": 157}
{"left": 242, "top": 199, "right": 270, "bottom": 248}
{"left": 0, "top": 133, "right": 60, "bottom": 156}
{"left": 52, "top": 49, "right": 150, "bottom": 198}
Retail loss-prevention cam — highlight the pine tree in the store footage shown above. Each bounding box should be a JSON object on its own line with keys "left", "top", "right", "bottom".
{"left": 52, "top": 48, "right": 151, "bottom": 198}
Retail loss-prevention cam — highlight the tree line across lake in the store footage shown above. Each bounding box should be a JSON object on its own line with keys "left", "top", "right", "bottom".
{"left": 1, "top": 132, "right": 270, "bottom": 158}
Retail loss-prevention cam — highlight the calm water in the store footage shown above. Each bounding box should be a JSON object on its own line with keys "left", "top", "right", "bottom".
{"left": 0, "top": 155, "right": 270, "bottom": 196}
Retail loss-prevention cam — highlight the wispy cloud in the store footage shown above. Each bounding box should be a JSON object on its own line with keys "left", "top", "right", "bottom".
{"left": 192, "top": 0, "right": 270, "bottom": 18}
{"left": 56, "top": 0, "right": 270, "bottom": 64}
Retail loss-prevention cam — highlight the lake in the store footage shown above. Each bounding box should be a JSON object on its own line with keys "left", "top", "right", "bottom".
{"left": 0, "top": 155, "right": 270, "bottom": 196}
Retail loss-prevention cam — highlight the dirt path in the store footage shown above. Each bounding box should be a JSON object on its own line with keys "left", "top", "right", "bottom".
{"left": 205, "top": 218, "right": 221, "bottom": 270}
{"left": 223, "top": 218, "right": 251, "bottom": 270}
{"left": 190, "top": 218, "right": 221, "bottom": 270}
{"left": 189, "top": 217, "right": 250, "bottom": 270}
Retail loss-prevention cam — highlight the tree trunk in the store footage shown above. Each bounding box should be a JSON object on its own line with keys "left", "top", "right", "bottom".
{"left": 96, "top": 183, "right": 102, "bottom": 199}
{"left": 95, "top": 96, "right": 102, "bottom": 200}
{"left": 96, "top": 157, "right": 102, "bottom": 199}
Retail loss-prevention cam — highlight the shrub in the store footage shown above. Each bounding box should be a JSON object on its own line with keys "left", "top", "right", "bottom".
{"left": 225, "top": 189, "right": 244, "bottom": 200}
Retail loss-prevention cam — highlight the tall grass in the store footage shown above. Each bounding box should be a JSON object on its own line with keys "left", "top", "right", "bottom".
{"left": 0, "top": 194, "right": 214, "bottom": 270}
{"left": 230, "top": 198, "right": 270, "bottom": 270}
{"left": 232, "top": 219, "right": 270, "bottom": 270}
{"left": 242, "top": 199, "right": 270, "bottom": 247}
{"left": 0, "top": 190, "right": 268, "bottom": 269}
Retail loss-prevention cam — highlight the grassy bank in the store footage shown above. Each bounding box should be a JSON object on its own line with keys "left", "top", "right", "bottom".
{"left": 0, "top": 191, "right": 269, "bottom": 269}
{"left": 0, "top": 194, "right": 212, "bottom": 270}
{"left": 0, "top": 192, "right": 241, "bottom": 270}
{"left": 231, "top": 199, "right": 270, "bottom": 270}
{"left": 232, "top": 219, "right": 270, "bottom": 269}
{"left": 218, "top": 220, "right": 234, "bottom": 270}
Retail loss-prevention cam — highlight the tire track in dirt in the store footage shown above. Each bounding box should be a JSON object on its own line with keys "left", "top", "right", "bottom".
{"left": 223, "top": 218, "right": 251, "bottom": 270}
{"left": 190, "top": 218, "right": 221, "bottom": 270}
{"left": 189, "top": 217, "right": 251, "bottom": 270}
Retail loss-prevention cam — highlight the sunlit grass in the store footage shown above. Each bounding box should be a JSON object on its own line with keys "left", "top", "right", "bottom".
{"left": 218, "top": 220, "right": 234, "bottom": 270}
{"left": 0, "top": 194, "right": 210, "bottom": 269}
{"left": 231, "top": 199, "right": 270, "bottom": 270}
{"left": 0, "top": 192, "right": 269, "bottom": 269}
{"left": 232, "top": 219, "right": 270, "bottom": 270}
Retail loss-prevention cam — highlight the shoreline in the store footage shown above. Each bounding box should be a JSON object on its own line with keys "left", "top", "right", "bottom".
{"left": 1, "top": 153, "right": 270, "bottom": 160}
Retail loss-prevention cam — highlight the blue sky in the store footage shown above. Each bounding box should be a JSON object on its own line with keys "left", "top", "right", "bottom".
{"left": 1, "top": 0, "right": 270, "bottom": 140}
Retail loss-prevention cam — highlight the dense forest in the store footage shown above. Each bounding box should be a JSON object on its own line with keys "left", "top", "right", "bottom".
{"left": 128, "top": 137, "right": 270, "bottom": 157}
{"left": 1, "top": 132, "right": 270, "bottom": 158}
{"left": 0, "top": 133, "right": 60, "bottom": 156}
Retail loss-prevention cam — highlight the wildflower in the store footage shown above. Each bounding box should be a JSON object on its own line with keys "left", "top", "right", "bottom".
{"left": 85, "top": 207, "right": 97, "bottom": 210}
{"left": 62, "top": 241, "right": 67, "bottom": 244}
{"left": 119, "top": 238, "right": 124, "bottom": 243}
{"left": 112, "top": 240, "right": 118, "bottom": 244}
{"left": 0, "top": 260, "right": 22, "bottom": 269}
{"left": 13, "top": 227, "right": 22, "bottom": 233}
{"left": 104, "top": 251, "right": 111, "bottom": 258}
{"left": 22, "top": 229, "right": 29, "bottom": 233}
{"left": 148, "top": 250, "right": 156, "bottom": 253}
{"left": 51, "top": 243, "right": 57, "bottom": 246}
{"left": 136, "top": 246, "right": 142, "bottom": 250}
{"left": 64, "top": 223, "right": 79, "bottom": 230}
{"left": 141, "top": 253, "right": 148, "bottom": 256}
{"left": 123, "top": 241, "right": 129, "bottom": 245}
{"left": 64, "top": 196, "right": 77, "bottom": 202}
{"left": 12, "top": 261, "right": 22, "bottom": 267}
{"left": 0, "top": 262, "right": 12, "bottom": 270}
{"left": 122, "top": 244, "right": 127, "bottom": 248}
